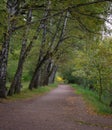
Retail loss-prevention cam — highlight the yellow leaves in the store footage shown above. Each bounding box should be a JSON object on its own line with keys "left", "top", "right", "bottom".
{"left": 56, "top": 76, "right": 64, "bottom": 83}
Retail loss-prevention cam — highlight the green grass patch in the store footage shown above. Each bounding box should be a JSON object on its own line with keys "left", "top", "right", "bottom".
{"left": 6, "top": 83, "right": 58, "bottom": 101}
{"left": 71, "top": 84, "right": 112, "bottom": 115}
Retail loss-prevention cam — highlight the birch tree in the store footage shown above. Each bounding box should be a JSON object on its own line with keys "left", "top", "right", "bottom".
{"left": 0, "top": 0, "right": 20, "bottom": 98}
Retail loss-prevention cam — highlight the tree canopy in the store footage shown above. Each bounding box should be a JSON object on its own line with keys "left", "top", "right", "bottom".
{"left": 0, "top": 0, "right": 112, "bottom": 99}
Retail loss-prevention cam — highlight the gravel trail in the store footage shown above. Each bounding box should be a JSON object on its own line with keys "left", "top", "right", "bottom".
{"left": 0, "top": 85, "right": 112, "bottom": 130}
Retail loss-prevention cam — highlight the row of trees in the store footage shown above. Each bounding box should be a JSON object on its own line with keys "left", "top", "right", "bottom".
{"left": 0, "top": 0, "right": 111, "bottom": 98}
{"left": 61, "top": 37, "right": 112, "bottom": 101}
{"left": 74, "top": 38, "right": 112, "bottom": 100}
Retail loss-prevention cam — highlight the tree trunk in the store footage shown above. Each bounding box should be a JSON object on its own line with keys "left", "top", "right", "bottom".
{"left": 41, "top": 60, "right": 57, "bottom": 86}
{"left": 29, "top": 2, "right": 51, "bottom": 89}
{"left": 0, "top": 33, "right": 11, "bottom": 98}
{"left": 29, "top": 60, "right": 44, "bottom": 90}
{"left": 42, "top": 59, "right": 53, "bottom": 86}
{"left": 29, "top": 3, "right": 68, "bottom": 89}
{"left": 8, "top": 9, "right": 32, "bottom": 95}
{"left": 34, "top": 69, "right": 42, "bottom": 88}
{"left": 0, "top": 0, "right": 20, "bottom": 98}
{"left": 48, "top": 65, "right": 57, "bottom": 84}
{"left": 8, "top": 59, "right": 23, "bottom": 95}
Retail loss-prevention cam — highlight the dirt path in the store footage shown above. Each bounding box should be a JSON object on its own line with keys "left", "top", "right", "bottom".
{"left": 0, "top": 85, "right": 112, "bottom": 130}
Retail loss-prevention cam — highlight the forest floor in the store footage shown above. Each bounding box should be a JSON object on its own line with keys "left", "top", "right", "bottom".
{"left": 0, "top": 85, "right": 112, "bottom": 130}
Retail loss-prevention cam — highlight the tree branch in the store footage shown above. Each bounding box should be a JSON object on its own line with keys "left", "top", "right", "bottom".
{"left": 68, "top": 0, "right": 111, "bottom": 10}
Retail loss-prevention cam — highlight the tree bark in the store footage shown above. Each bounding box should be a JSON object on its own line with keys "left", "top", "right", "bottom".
{"left": 29, "top": 1, "right": 51, "bottom": 89}
{"left": 41, "top": 60, "right": 51, "bottom": 86}
{"left": 49, "top": 65, "right": 57, "bottom": 84}
{"left": 8, "top": 62, "right": 23, "bottom": 95}
{"left": 29, "top": 53, "right": 49, "bottom": 89}
{"left": 0, "top": 33, "right": 11, "bottom": 98}
{"left": 0, "top": 0, "right": 20, "bottom": 98}
{"left": 8, "top": 7, "right": 43, "bottom": 95}
{"left": 8, "top": 9, "right": 32, "bottom": 95}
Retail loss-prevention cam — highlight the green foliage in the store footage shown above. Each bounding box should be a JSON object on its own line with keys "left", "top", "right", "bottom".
{"left": 7, "top": 60, "right": 18, "bottom": 82}
{"left": 0, "top": 2, "right": 7, "bottom": 41}
{"left": 60, "top": 36, "right": 112, "bottom": 104}
{"left": 72, "top": 38, "right": 112, "bottom": 99}
{"left": 72, "top": 84, "right": 112, "bottom": 115}
{"left": 0, "top": 0, "right": 111, "bottom": 98}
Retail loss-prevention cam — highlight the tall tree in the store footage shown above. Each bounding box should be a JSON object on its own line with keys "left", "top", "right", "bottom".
{"left": 0, "top": 0, "right": 20, "bottom": 98}
{"left": 8, "top": 8, "right": 32, "bottom": 95}
{"left": 29, "top": 8, "right": 69, "bottom": 89}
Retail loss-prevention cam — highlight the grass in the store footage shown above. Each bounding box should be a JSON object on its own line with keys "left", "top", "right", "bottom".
{"left": 71, "top": 84, "right": 112, "bottom": 115}
{"left": 5, "top": 82, "right": 58, "bottom": 101}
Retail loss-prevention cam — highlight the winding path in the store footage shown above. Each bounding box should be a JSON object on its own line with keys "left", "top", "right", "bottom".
{"left": 0, "top": 85, "right": 112, "bottom": 130}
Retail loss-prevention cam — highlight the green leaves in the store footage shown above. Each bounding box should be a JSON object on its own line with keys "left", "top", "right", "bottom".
{"left": 0, "top": 0, "right": 111, "bottom": 97}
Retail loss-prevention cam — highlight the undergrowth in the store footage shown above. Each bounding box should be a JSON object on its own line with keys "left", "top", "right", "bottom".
{"left": 71, "top": 84, "right": 112, "bottom": 115}
{"left": 6, "top": 83, "right": 58, "bottom": 101}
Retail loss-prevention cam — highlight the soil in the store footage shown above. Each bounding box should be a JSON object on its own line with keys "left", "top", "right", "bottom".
{"left": 0, "top": 85, "right": 112, "bottom": 130}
